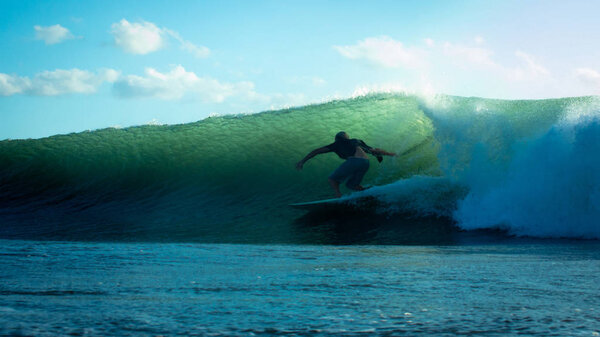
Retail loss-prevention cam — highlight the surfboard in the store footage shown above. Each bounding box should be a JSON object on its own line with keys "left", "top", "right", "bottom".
{"left": 289, "top": 195, "right": 378, "bottom": 211}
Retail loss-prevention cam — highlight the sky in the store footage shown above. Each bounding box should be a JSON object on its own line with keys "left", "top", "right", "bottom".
{"left": 1, "top": 0, "right": 600, "bottom": 139}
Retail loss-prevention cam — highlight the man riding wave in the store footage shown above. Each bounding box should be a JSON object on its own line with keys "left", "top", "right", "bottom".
{"left": 296, "top": 131, "right": 395, "bottom": 197}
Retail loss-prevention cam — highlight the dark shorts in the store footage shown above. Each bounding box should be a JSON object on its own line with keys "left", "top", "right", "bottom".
{"left": 328, "top": 157, "right": 370, "bottom": 188}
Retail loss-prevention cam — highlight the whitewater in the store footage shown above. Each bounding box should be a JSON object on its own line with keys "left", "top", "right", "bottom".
{"left": 0, "top": 93, "right": 599, "bottom": 241}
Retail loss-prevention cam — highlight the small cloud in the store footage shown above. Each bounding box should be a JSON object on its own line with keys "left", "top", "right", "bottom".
{"left": 0, "top": 68, "right": 119, "bottom": 96}
{"left": 0, "top": 73, "right": 30, "bottom": 96}
{"left": 111, "top": 19, "right": 165, "bottom": 54}
{"left": 34, "top": 24, "right": 74, "bottom": 45}
{"left": 99, "top": 68, "right": 121, "bottom": 83}
{"left": 575, "top": 68, "right": 600, "bottom": 89}
{"left": 424, "top": 38, "right": 435, "bottom": 47}
{"left": 180, "top": 40, "right": 210, "bottom": 58}
{"left": 110, "top": 19, "right": 210, "bottom": 58}
{"left": 474, "top": 36, "right": 485, "bottom": 44}
{"left": 113, "top": 65, "right": 255, "bottom": 102}
{"left": 441, "top": 42, "right": 550, "bottom": 83}
{"left": 509, "top": 51, "right": 550, "bottom": 81}
{"left": 334, "top": 36, "right": 427, "bottom": 69}
{"left": 164, "top": 29, "right": 210, "bottom": 58}
{"left": 30, "top": 68, "right": 120, "bottom": 95}
{"left": 312, "top": 77, "right": 326, "bottom": 86}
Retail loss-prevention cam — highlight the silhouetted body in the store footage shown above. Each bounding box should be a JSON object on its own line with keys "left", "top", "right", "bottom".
{"left": 296, "top": 131, "right": 396, "bottom": 197}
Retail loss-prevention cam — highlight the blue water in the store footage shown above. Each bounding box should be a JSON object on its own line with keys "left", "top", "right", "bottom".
{"left": 1, "top": 239, "right": 599, "bottom": 336}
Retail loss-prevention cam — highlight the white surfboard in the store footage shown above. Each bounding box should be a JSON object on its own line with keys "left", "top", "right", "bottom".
{"left": 289, "top": 195, "right": 377, "bottom": 211}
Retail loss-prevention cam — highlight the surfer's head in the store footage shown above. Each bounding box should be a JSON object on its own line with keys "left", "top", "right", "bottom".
{"left": 335, "top": 131, "right": 349, "bottom": 141}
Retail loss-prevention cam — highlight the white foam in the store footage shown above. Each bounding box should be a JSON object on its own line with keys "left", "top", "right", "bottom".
{"left": 353, "top": 176, "right": 467, "bottom": 217}
{"left": 447, "top": 99, "right": 600, "bottom": 238}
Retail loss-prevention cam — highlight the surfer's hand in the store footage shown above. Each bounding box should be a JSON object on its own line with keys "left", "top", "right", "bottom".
{"left": 295, "top": 161, "right": 304, "bottom": 170}
{"left": 374, "top": 148, "right": 396, "bottom": 156}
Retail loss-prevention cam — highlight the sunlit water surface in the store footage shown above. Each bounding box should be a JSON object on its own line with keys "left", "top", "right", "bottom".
{"left": 1, "top": 240, "right": 599, "bottom": 336}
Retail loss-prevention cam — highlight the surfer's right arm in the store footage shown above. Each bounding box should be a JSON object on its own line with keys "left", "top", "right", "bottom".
{"left": 296, "top": 146, "right": 332, "bottom": 170}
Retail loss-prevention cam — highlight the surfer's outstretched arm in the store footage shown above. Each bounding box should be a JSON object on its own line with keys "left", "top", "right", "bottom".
{"left": 296, "top": 146, "right": 331, "bottom": 170}
{"left": 372, "top": 148, "right": 396, "bottom": 156}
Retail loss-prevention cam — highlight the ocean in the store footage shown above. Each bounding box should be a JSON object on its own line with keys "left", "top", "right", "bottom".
{"left": 1, "top": 240, "right": 599, "bottom": 336}
{"left": 1, "top": 93, "right": 599, "bottom": 335}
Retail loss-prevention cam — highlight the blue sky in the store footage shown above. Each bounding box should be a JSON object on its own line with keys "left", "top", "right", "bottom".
{"left": 1, "top": 0, "right": 599, "bottom": 139}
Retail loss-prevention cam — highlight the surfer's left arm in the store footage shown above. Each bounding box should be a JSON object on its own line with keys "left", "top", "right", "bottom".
{"left": 371, "top": 148, "right": 396, "bottom": 156}
{"left": 296, "top": 146, "right": 331, "bottom": 170}
{"left": 359, "top": 140, "right": 395, "bottom": 157}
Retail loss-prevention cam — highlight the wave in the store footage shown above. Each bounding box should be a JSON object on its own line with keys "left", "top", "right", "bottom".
{"left": 0, "top": 93, "right": 598, "bottom": 241}
{"left": 421, "top": 95, "right": 600, "bottom": 238}
{"left": 450, "top": 103, "right": 600, "bottom": 238}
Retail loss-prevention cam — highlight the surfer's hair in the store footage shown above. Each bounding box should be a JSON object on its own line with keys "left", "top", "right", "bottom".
{"left": 335, "top": 131, "right": 348, "bottom": 141}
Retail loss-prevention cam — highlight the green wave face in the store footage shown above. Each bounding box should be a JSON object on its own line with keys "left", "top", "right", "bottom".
{"left": 1, "top": 93, "right": 598, "bottom": 241}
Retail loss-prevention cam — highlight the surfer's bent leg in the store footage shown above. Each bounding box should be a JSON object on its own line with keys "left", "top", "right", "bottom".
{"left": 329, "top": 160, "right": 353, "bottom": 198}
{"left": 328, "top": 178, "right": 342, "bottom": 198}
{"left": 346, "top": 158, "right": 370, "bottom": 190}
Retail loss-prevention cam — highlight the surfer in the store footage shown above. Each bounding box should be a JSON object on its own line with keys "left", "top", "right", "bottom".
{"left": 296, "top": 131, "right": 396, "bottom": 197}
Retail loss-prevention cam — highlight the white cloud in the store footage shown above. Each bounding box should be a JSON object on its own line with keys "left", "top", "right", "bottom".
{"left": 441, "top": 43, "right": 550, "bottom": 82}
{"left": 334, "top": 36, "right": 426, "bottom": 69}
{"left": 111, "top": 19, "right": 165, "bottom": 54}
{"left": 0, "top": 74, "right": 29, "bottom": 96}
{"left": 34, "top": 24, "right": 74, "bottom": 45}
{"left": 334, "top": 35, "right": 562, "bottom": 98}
{"left": 164, "top": 29, "right": 210, "bottom": 58}
{"left": 1, "top": 66, "right": 259, "bottom": 102}
{"left": 575, "top": 68, "right": 600, "bottom": 89}
{"left": 113, "top": 65, "right": 254, "bottom": 101}
{"left": 509, "top": 51, "right": 550, "bottom": 81}
{"left": 110, "top": 19, "right": 210, "bottom": 58}
{"left": 0, "top": 69, "right": 119, "bottom": 96}
{"left": 312, "top": 77, "right": 326, "bottom": 86}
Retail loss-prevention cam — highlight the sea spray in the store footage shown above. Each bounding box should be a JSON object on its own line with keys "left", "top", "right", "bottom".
{"left": 358, "top": 176, "right": 467, "bottom": 217}
{"left": 453, "top": 102, "right": 600, "bottom": 238}
{"left": 420, "top": 95, "right": 600, "bottom": 238}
